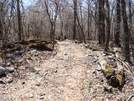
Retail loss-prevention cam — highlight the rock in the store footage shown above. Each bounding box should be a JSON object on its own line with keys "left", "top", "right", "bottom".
{"left": 48, "top": 94, "right": 55, "bottom": 100}
{"left": 6, "top": 62, "right": 11, "bottom": 66}
{"left": 15, "top": 51, "right": 23, "bottom": 55}
{"left": 35, "top": 83, "right": 40, "bottom": 86}
{"left": 26, "top": 47, "right": 30, "bottom": 51}
{"left": 5, "top": 67, "right": 14, "bottom": 73}
{"left": 18, "top": 59, "right": 24, "bottom": 63}
{"left": 90, "top": 89, "right": 97, "bottom": 94}
{"left": 50, "top": 68, "right": 57, "bottom": 74}
{"left": 107, "top": 56, "right": 114, "bottom": 59}
{"left": 40, "top": 96, "right": 44, "bottom": 99}
{"left": 0, "top": 66, "right": 6, "bottom": 76}
{"left": 31, "top": 49, "right": 37, "bottom": 53}
{"left": 96, "top": 65, "right": 102, "bottom": 71}
{"left": 40, "top": 93, "right": 45, "bottom": 96}
{"left": 35, "top": 77, "right": 43, "bottom": 82}
{"left": 7, "top": 78, "right": 13, "bottom": 83}
{"left": 0, "top": 80, "right": 6, "bottom": 84}
{"left": 22, "top": 81, "right": 25, "bottom": 85}
{"left": 29, "top": 94, "right": 34, "bottom": 98}
{"left": 35, "top": 52, "right": 39, "bottom": 56}
{"left": 34, "top": 68, "right": 41, "bottom": 72}
{"left": 92, "top": 69, "right": 96, "bottom": 74}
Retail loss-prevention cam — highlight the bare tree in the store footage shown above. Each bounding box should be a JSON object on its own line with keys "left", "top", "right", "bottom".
{"left": 121, "top": 0, "right": 130, "bottom": 62}
{"left": 17, "top": 0, "right": 22, "bottom": 41}
{"left": 73, "top": 0, "right": 77, "bottom": 40}
{"left": 114, "top": 0, "right": 121, "bottom": 47}
{"left": 105, "top": 0, "right": 111, "bottom": 51}
{"left": 98, "top": 0, "right": 105, "bottom": 44}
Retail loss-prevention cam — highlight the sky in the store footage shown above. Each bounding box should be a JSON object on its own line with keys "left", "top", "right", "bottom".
{"left": 23, "top": 0, "right": 31, "bottom": 6}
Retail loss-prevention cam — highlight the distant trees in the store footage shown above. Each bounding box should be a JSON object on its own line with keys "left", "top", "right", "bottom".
{"left": 0, "top": 0, "right": 133, "bottom": 61}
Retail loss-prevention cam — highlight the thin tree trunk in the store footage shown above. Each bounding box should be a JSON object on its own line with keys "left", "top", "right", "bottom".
{"left": 105, "top": 0, "right": 111, "bottom": 51}
{"left": 115, "top": 0, "right": 121, "bottom": 47}
{"left": 98, "top": 0, "right": 105, "bottom": 44}
{"left": 121, "top": 0, "right": 130, "bottom": 62}
{"left": 17, "top": 0, "right": 22, "bottom": 41}
{"left": 76, "top": 13, "right": 86, "bottom": 44}
{"left": 73, "top": 0, "right": 77, "bottom": 40}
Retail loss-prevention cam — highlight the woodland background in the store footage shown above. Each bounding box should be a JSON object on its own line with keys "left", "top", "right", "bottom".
{"left": 0, "top": 0, "right": 134, "bottom": 62}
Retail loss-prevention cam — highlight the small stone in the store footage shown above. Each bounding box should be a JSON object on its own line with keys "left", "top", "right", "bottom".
{"left": 96, "top": 65, "right": 102, "bottom": 71}
{"left": 48, "top": 94, "right": 55, "bottom": 100}
{"left": 90, "top": 89, "right": 97, "bottom": 94}
{"left": 0, "top": 66, "right": 6, "bottom": 76}
{"left": 5, "top": 67, "right": 14, "bottom": 73}
{"left": 26, "top": 47, "right": 30, "bottom": 51}
{"left": 92, "top": 69, "right": 96, "bottom": 74}
{"left": 22, "top": 81, "right": 25, "bottom": 85}
{"left": 15, "top": 51, "right": 23, "bottom": 55}
{"left": 50, "top": 68, "right": 57, "bottom": 74}
{"left": 35, "top": 83, "right": 40, "bottom": 86}
{"left": 18, "top": 59, "right": 24, "bottom": 63}
{"left": 29, "top": 94, "right": 34, "bottom": 98}
{"left": 107, "top": 56, "right": 113, "bottom": 59}
{"left": 35, "top": 53, "right": 39, "bottom": 56}
{"left": 34, "top": 68, "right": 41, "bottom": 72}
{"left": 7, "top": 78, "right": 13, "bottom": 83}
{"left": 40, "top": 96, "right": 44, "bottom": 99}
{"left": 6, "top": 62, "right": 11, "bottom": 66}
{"left": 40, "top": 93, "right": 45, "bottom": 96}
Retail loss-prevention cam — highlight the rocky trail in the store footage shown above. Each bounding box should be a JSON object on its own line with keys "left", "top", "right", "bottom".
{"left": 0, "top": 40, "right": 134, "bottom": 101}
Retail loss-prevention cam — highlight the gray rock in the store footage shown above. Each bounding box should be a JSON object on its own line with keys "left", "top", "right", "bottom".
{"left": 90, "top": 89, "right": 97, "bottom": 94}
{"left": 7, "top": 78, "right": 13, "bottom": 83}
{"left": 15, "top": 51, "right": 23, "bottom": 55}
{"left": 31, "top": 49, "right": 37, "bottom": 53}
{"left": 5, "top": 67, "right": 14, "bottom": 72}
{"left": 92, "top": 69, "right": 96, "bottom": 74}
{"left": 107, "top": 56, "right": 113, "bottom": 59}
{"left": 29, "top": 94, "right": 34, "bottom": 98}
{"left": 40, "top": 96, "right": 44, "bottom": 99}
{"left": 18, "top": 59, "right": 24, "bottom": 63}
{"left": 34, "top": 68, "right": 41, "bottom": 72}
{"left": 40, "top": 93, "right": 45, "bottom": 96}
{"left": 35, "top": 83, "right": 40, "bottom": 86}
{"left": 6, "top": 62, "right": 11, "bottom": 66}
{"left": 0, "top": 66, "right": 6, "bottom": 76}
{"left": 34, "top": 77, "right": 43, "bottom": 82}
{"left": 48, "top": 94, "right": 55, "bottom": 100}
{"left": 96, "top": 65, "right": 102, "bottom": 71}
{"left": 35, "top": 52, "right": 39, "bottom": 56}
{"left": 50, "top": 68, "right": 57, "bottom": 74}
{"left": 26, "top": 47, "right": 30, "bottom": 51}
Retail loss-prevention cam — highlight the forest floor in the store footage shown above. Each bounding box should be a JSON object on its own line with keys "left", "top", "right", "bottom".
{"left": 0, "top": 40, "right": 134, "bottom": 101}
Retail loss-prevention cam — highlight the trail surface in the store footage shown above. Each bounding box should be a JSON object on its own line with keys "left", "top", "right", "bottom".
{"left": 0, "top": 40, "right": 133, "bottom": 101}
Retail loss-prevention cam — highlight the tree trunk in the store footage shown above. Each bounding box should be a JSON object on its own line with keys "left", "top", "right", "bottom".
{"left": 17, "top": 0, "right": 22, "bottom": 41}
{"left": 121, "top": 0, "right": 130, "bottom": 62}
{"left": 105, "top": 0, "right": 111, "bottom": 51}
{"left": 98, "top": 0, "right": 105, "bottom": 44}
{"left": 73, "top": 0, "right": 77, "bottom": 40}
{"left": 115, "top": 0, "right": 121, "bottom": 47}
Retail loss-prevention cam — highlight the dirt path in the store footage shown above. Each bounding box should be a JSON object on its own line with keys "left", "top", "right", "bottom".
{"left": 0, "top": 40, "right": 93, "bottom": 101}
{"left": 1, "top": 40, "right": 133, "bottom": 101}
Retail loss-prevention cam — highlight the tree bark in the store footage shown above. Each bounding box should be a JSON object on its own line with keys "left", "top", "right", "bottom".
{"left": 73, "top": 0, "right": 77, "bottom": 40}
{"left": 121, "top": 0, "right": 130, "bottom": 62}
{"left": 98, "top": 0, "right": 105, "bottom": 44}
{"left": 105, "top": 0, "right": 111, "bottom": 51}
{"left": 17, "top": 0, "right": 22, "bottom": 41}
{"left": 115, "top": 0, "right": 121, "bottom": 47}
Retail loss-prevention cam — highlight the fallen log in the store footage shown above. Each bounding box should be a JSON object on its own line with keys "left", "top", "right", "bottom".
{"left": 97, "top": 51, "right": 125, "bottom": 88}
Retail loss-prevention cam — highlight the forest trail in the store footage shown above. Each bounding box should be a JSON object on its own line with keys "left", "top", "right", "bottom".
{"left": 0, "top": 40, "right": 95, "bottom": 101}
{"left": 0, "top": 40, "right": 133, "bottom": 101}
